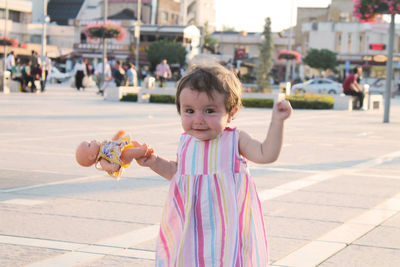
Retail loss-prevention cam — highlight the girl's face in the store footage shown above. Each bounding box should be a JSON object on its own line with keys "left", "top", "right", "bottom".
{"left": 179, "top": 87, "right": 236, "bottom": 141}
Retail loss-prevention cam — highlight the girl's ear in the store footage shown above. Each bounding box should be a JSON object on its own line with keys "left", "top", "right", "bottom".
{"left": 227, "top": 107, "right": 239, "bottom": 123}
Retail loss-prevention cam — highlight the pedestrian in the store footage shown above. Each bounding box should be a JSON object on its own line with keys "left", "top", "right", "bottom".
{"left": 29, "top": 50, "right": 38, "bottom": 68}
{"left": 11, "top": 58, "right": 25, "bottom": 92}
{"left": 22, "top": 60, "right": 36, "bottom": 92}
{"left": 343, "top": 66, "right": 365, "bottom": 109}
{"left": 111, "top": 60, "right": 126, "bottom": 87}
{"left": 135, "top": 64, "right": 292, "bottom": 265}
{"left": 73, "top": 58, "right": 87, "bottom": 91}
{"left": 39, "top": 53, "right": 52, "bottom": 92}
{"left": 94, "top": 59, "right": 112, "bottom": 95}
{"left": 155, "top": 59, "right": 171, "bottom": 87}
{"left": 6, "top": 51, "right": 15, "bottom": 75}
{"left": 126, "top": 63, "right": 138, "bottom": 86}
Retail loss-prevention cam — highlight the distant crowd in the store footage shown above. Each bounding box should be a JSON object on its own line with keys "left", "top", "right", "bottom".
{"left": 6, "top": 50, "right": 52, "bottom": 93}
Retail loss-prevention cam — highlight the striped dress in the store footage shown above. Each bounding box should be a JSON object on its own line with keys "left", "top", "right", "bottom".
{"left": 156, "top": 127, "right": 269, "bottom": 266}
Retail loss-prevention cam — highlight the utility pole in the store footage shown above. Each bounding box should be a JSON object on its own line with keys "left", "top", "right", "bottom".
{"left": 135, "top": 0, "right": 141, "bottom": 70}
{"left": 101, "top": 0, "right": 108, "bottom": 93}
{"left": 41, "top": 0, "right": 48, "bottom": 91}
{"left": 285, "top": 0, "right": 294, "bottom": 82}
{"left": 383, "top": 13, "right": 395, "bottom": 123}
{"left": 2, "top": 0, "right": 8, "bottom": 92}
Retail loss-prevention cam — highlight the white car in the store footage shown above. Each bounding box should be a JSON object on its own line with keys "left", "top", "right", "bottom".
{"left": 291, "top": 78, "right": 343, "bottom": 95}
{"left": 366, "top": 78, "right": 397, "bottom": 95}
{"left": 47, "top": 67, "right": 72, "bottom": 83}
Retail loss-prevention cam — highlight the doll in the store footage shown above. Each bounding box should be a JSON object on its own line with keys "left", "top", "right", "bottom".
{"left": 75, "top": 130, "right": 153, "bottom": 178}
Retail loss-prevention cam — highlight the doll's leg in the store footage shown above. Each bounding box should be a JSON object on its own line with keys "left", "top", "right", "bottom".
{"left": 120, "top": 144, "right": 151, "bottom": 165}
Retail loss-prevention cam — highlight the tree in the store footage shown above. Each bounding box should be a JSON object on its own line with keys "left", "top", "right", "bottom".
{"left": 146, "top": 40, "right": 187, "bottom": 71}
{"left": 256, "top": 17, "right": 274, "bottom": 92}
{"left": 303, "top": 48, "right": 338, "bottom": 72}
{"left": 202, "top": 21, "right": 218, "bottom": 53}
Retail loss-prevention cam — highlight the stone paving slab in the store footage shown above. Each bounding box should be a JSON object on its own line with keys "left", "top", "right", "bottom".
{"left": 1, "top": 84, "right": 400, "bottom": 266}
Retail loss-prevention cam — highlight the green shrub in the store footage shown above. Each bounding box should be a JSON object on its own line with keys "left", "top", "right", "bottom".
{"left": 242, "top": 98, "right": 274, "bottom": 108}
{"left": 119, "top": 92, "right": 334, "bottom": 110}
{"left": 286, "top": 94, "right": 334, "bottom": 109}
{"left": 120, "top": 93, "right": 138, "bottom": 102}
{"left": 149, "top": 94, "right": 176, "bottom": 103}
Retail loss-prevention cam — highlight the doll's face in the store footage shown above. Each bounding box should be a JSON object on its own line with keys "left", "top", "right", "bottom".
{"left": 76, "top": 140, "right": 100, "bottom": 167}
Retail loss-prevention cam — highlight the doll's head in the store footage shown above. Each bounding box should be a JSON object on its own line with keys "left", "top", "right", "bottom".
{"left": 75, "top": 140, "right": 101, "bottom": 167}
{"left": 176, "top": 64, "right": 242, "bottom": 115}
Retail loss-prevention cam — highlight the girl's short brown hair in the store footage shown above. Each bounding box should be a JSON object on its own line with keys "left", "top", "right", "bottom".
{"left": 175, "top": 64, "right": 242, "bottom": 113}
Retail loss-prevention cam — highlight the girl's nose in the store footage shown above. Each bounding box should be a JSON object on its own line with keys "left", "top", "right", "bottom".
{"left": 193, "top": 113, "right": 205, "bottom": 123}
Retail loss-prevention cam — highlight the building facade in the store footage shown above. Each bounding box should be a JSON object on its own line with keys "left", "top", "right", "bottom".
{"left": 0, "top": 0, "right": 74, "bottom": 61}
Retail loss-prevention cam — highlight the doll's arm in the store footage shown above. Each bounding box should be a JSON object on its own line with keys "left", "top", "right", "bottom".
{"left": 99, "top": 158, "right": 120, "bottom": 173}
{"left": 112, "top": 130, "right": 125, "bottom": 141}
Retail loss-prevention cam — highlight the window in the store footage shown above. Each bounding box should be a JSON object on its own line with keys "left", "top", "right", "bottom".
{"left": 312, "top": 22, "right": 318, "bottom": 31}
{"left": 163, "top": 12, "right": 168, "bottom": 22}
{"left": 0, "top": 9, "right": 21, "bottom": 22}
{"left": 359, "top": 33, "right": 365, "bottom": 52}
{"left": 80, "top": 32, "right": 87, "bottom": 43}
{"left": 30, "top": 35, "right": 42, "bottom": 44}
{"left": 347, "top": 33, "right": 352, "bottom": 52}
{"left": 335, "top": 32, "right": 342, "bottom": 52}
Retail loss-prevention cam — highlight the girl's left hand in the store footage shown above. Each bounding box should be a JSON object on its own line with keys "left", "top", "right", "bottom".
{"left": 272, "top": 100, "right": 292, "bottom": 121}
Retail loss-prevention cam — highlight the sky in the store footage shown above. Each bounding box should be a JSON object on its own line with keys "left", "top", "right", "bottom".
{"left": 214, "top": 0, "right": 332, "bottom": 32}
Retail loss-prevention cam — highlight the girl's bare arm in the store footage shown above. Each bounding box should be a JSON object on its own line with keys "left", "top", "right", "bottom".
{"left": 136, "top": 154, "right": 177, "bottom": 181}
{"left": 239, "top": 100, "right": 292, "bottom": 164}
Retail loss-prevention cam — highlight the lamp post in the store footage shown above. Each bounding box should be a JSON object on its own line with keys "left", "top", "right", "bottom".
{"left": 41, "top": 0, "right": 49, "bottom": 90}
{"left": 135, "top": 0, "right": 141, "bottom": 70}
{"left": 285, "top": 0, "right": 294, "bottom": 82}
{"left": 101, "top": 0, "right": 108, "bottom": 93}
{"left": 2, "top": 0, "right": 8, "bottom": 92}
{"left": 383, "top": 13, "right": 395, "bottom": 123}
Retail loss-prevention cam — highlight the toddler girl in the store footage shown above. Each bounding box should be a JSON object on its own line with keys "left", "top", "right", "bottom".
{"left": 137, "top": 64, "right": 292, "bottom": 266}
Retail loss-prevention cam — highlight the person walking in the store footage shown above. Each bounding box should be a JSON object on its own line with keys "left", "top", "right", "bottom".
{"left": 94, "top": 59, "right": 112, "bottom": 95}
{"left": 126, "top": 63, "right": 138, "bottom": 86}
{"left": 6, "top": 51, "right": 15, "bottom": 76}
{"left": 73, "top": 58, "right": 87, "bottom": 91}
{"left": 39, "top": 53, "right": 52, "bottom": 92}
{"left": 156, "top": 59, "right": 172, "bottom": 87}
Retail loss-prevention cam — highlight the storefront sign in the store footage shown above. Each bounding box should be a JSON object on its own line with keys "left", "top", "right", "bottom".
{"left": 373, "top": 55, "right": 387, "bottom": 62}
{"left": 369, "top": 44, "right": 386, "bottom": 50}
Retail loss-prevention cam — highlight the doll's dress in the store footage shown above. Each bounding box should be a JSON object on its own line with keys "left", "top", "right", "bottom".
{"left": 156, "top": 127, "right": 269, "bottom": 266}
{"left": 96, "top": 135, "right": 134, "bottom": 178}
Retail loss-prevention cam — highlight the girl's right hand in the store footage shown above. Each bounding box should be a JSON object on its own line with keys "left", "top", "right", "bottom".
{"left": 136, "top": 153, "right": 157, "bottom": 167}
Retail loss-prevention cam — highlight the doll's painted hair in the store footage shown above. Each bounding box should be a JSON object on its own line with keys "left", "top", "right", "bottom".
{"left": 175, "top": 64, "right": 242, "bottom": 114}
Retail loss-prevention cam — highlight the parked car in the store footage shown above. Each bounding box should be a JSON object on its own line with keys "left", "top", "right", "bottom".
{"left": 291, "top": 78, "right": 343, "bottom": 94}
{"left": 47, "top": 67, "right": 72, "bottom": 83}
{"left": 366, "top": 78, "right": 397, "bottom": 95}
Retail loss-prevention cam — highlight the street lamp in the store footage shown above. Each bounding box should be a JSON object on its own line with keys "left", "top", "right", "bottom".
{"left": 1, "top": 0, "right": 8, "bottom": 93}
{"left": 135, "top": 0, "right": 141, "bottom": 70}
{"left": 41, "top": 0, "right": 50, "bottom": 88}
{"left": 285, "top": 0, "right": 294, "bottom": 82}
{"left": 101, "top": 0, "right": 108, "bottom": 93}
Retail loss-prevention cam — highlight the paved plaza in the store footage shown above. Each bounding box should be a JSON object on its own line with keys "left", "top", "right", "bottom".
{"left": 0, "top": 83, "right": 400, "bottom": 266}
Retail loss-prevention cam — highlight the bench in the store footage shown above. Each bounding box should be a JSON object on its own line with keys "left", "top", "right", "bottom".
{"left": 104, "top": 85, "right": 140, "bottom": 101}
{"left": 333, "top": 94, "right": 383, "bottom": 111}
{"left": 138, "top": 87, "right": 176, "bottom": 103}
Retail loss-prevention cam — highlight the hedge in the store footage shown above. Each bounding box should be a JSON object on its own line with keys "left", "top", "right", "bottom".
{"left": 120, "top": 93, "right": 334, "bottom": 109}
